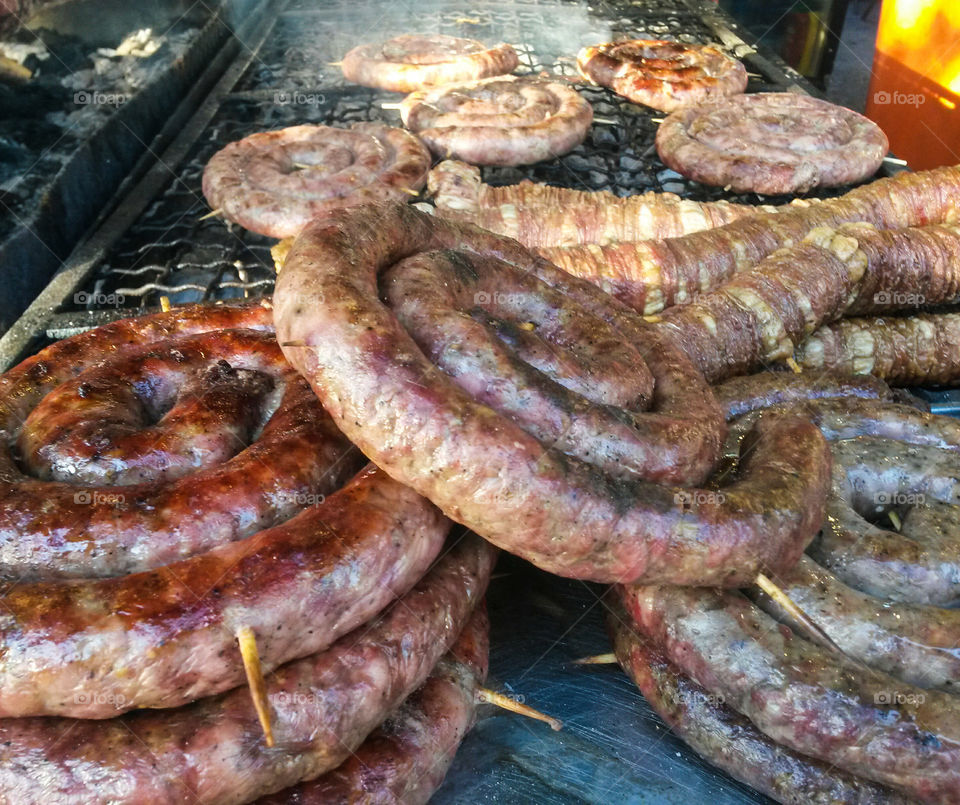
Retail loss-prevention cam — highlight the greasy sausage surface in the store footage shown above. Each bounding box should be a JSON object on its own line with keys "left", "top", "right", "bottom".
{"left": 258, "top": 603, "right": 489, "bottom": 805}
{"left": 0, "top": 534, "right": 496, "bottom": 804}
{"left": 608, "top": 604, "right": 909, "bottom": 805}
{"left": 621, "top": 583, "right": 960, "bottom": 802}
{"left": 275, "top": 203, "right": 832, "bottom": 586}
{"left": 0, "top": 466, "right": 449, "bottom": 718}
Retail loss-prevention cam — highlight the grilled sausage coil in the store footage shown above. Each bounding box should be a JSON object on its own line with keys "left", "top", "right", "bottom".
{"left": 400, "top": 75, "right": 593, "bottom": 166}
{"left": 0, "top": 302, "right": 457, "bottom": 719}
{"left": 0, "top": 534, "right": 496, "bottom": 803}
{"left": 275, "top": 202, "right": 832, "bottom": 586}
{"left": 608, "top": 604, "right": 909, "bottom": 804}
{"left": 201, "top": 123, "right": 431, "bottom": 238}
{"left": 576, "top": 39, "right": 747, "bottom": 112}
{"left": 258, "top": 602, "right": 489, "bottom": 804}
{"left": 656, "top": 93, "right": 888, "bottom": 194}
{"left": 342, "top": 34, "right": 518, "bottom": 93}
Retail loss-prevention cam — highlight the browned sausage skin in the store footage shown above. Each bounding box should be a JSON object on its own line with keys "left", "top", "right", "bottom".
{"left": 0, "top": 301, "right": 359, "bottom": 581}
{"left": 342, "top": 34, "right": 518, "bottom": 92}
{"left": 607, "top": 604, "right": 909, "bottom": 805}
{"left": 536, "top": 164, "right": 960, "bottom": 315}
{"left": 0, "top": 466, "right": 449, "bottom": 718}
{"left": 0, "top": 534, "right": 497, "bottom": 804}
{"left": 620, "top": 583, "right": 960, "bottom": 802}
{"left": 796, "top": 311, "right": 960, "bottom": 386}
{"left": 401, "top": 76, "right": 593, "bottom": 166}
{"left": 258, "top": 603, "right": 489, "bottom": 805}
{"left": 275, "top": 203, "right": 831, "bottom": 586}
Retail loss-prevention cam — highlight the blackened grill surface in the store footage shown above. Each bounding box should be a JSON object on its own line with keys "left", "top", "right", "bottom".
{"left": 66, "top": 0, "right": 859, "bottom": 315}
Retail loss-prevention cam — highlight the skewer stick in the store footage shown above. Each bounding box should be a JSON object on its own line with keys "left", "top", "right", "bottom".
{"left": 397, "top": 186, "right": 420, "bottom": 196}
{"left": 199, "top": 208, "right": 222, "bottom": 221}
{"left": 280, "top": 340, "right": 307, "bottom": 347}
{"left": 785, "top": 356, "right": 803, "bottom": 373}
{"left": 883, "top": 156, "right": 908, "bottom": 166}
{"left": 381, "top": 102, "right": 404, "bottom": 110}
{"left": 159, "top": 296, "right": 171, "bottom": 312}
{"left": 327, "top": 60, "right": 343, "bottom": 67}
{"left": 572, "top": 652, "right": 617, "bottom": 665}
{"left": 650, "top": 117, "right": 665, "bottom": 123}
{"left": 236, "top": 626, "right": 275, "bottom": 747}
{"left": 592, "top": 117, "right": 617, "bottom": 125}
{"left": 888, "top": 510, "right": 902, "bottom": 531}
{"left": 755, "top": 573, "right": 842, "bottom": 654}
{"left": 476, "top": 688, "right": 563, "bottom": 731}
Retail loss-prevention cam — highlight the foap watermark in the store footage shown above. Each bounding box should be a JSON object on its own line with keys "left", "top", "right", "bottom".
{"left": 74, "top": 690, "right": 127, "bottom": 708}
{"left": 875, "top": 491, "right": 925, "bottom": 506}
{"left": 674, "top": 490, "right": 726, "bottom": 509}
{"left": 277, "top": 490, "right": 325, "bottom": 507}
{"left": 75, "top": 290, "right": 125, "bottom": 307}
{"left": 873, "top": 291, "right": 925, "bottom": 306}
{"left": 274, "top": 690, "right": 323, "bottom": 707}
{"left": 473, "top": 291, "right": 530, "bottom": 306}
{"left": 74, "top": 90, "right": 127, "bottom": 107}
{"left": 873, "top": 90, "right": 925, "bottom": 108}
{"left": 875, "top": 690, "right": 925, "bottom": 706}
{"left": 274, "top": 90, "right": 326, "bottom": 106}
{"left": 668, "top": 689, "right": 725, "bottom": 708}
{"left": 74, "top": 491, "right": 125, "bottom": 507}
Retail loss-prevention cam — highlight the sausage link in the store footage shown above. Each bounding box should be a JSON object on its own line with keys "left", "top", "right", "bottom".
{"left": 713, "top": 371, "right": 894, "bottom": 420}
{"left": 0, "top": 466, "right": 449, "bottom": 717}
{"left": 621, "top": 583, "right": 960, "bottom": 803}
{"left": 607, "top": 603, "right": 909, "bottom": 805}
{"left": 795, "top": 311, "right": 960, "bottom": 386}
{"left": 257, "top": 603, "right": 488, "bottom": 804}
{"left": 275, "top": 203, "right": 832, "bottom": 586}
{"left": 429, "top": 159, "right": 773, "bottom": 247}
{"left": 755, "top": 555, "right": 960, "bottom": 692}
{"left": 540, "top": 163, "right": 960, "bottom": 315}
{"left": 0, "top": 534, "right": 497, "bottom": 804}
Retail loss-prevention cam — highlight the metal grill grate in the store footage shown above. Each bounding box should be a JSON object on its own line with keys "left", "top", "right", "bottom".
{"left": 65, "top": 0, "right": 852, "bottom": 316}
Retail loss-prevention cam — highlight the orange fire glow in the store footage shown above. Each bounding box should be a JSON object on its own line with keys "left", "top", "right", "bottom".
{"left": 878, "top": 0, "right": 960, "bottom": 97}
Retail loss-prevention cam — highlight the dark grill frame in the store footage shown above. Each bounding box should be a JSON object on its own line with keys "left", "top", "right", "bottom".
{"left": 0, "top": 0, "right": 885, "bottom": 371}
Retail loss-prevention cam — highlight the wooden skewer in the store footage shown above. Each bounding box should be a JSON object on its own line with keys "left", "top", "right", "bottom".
{"left": 327, "top": 61, "right": 343, "bottom": 67}
{"left": 397, "top": 186, "right": 420, "bottom": 196}
{"left": 883, "top": 156, "right": 908, "bottom": 166}
{"left": 199, "top": 208, "right": 222, "bottom": 221}
{"left": 888, "top": 510, "right": 902, "bottom": 531}
{"left": 592, "top": 117, "right": 617, "bottom": 125}
{"left": 650, "top": 117, "right": 665, "bottom": 123}
{"left": 477, "top": 688, "right": 563, "bottom": 731}
{"left": 786, "top": 356, "right": 803, "bottom": 373}
{"left": 159, "top": 296, "right": 171, "bottom": 312}
{"left": 572, "top": 652, "right": 617, "bottom": 665}
{"left": 236, "top": 626, "right": 275, "bottom": 747}
{"left": 755, "top": 573, "right": 843, "bottom": 654}
{"left": 280, "top": 340, "right": 307, "bottom": 347}
{"left": 291, "top": 162, "right": 316, "bottom": 170}
{"left": 381, "top": 102, "right": 404, "bottom": 110}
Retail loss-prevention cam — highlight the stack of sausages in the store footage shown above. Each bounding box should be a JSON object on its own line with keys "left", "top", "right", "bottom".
{"left": 0, "top": 300, "right": 496, "bottom": 803}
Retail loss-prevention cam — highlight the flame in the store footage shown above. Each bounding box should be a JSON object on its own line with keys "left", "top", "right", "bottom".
{"left": 878, "top": 1, "right": 960, "bottom": 93}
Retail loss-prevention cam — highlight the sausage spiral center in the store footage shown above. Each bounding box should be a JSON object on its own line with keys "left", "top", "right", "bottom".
{"left": 275, "top": 203, "right": 832, "bottom": 587}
